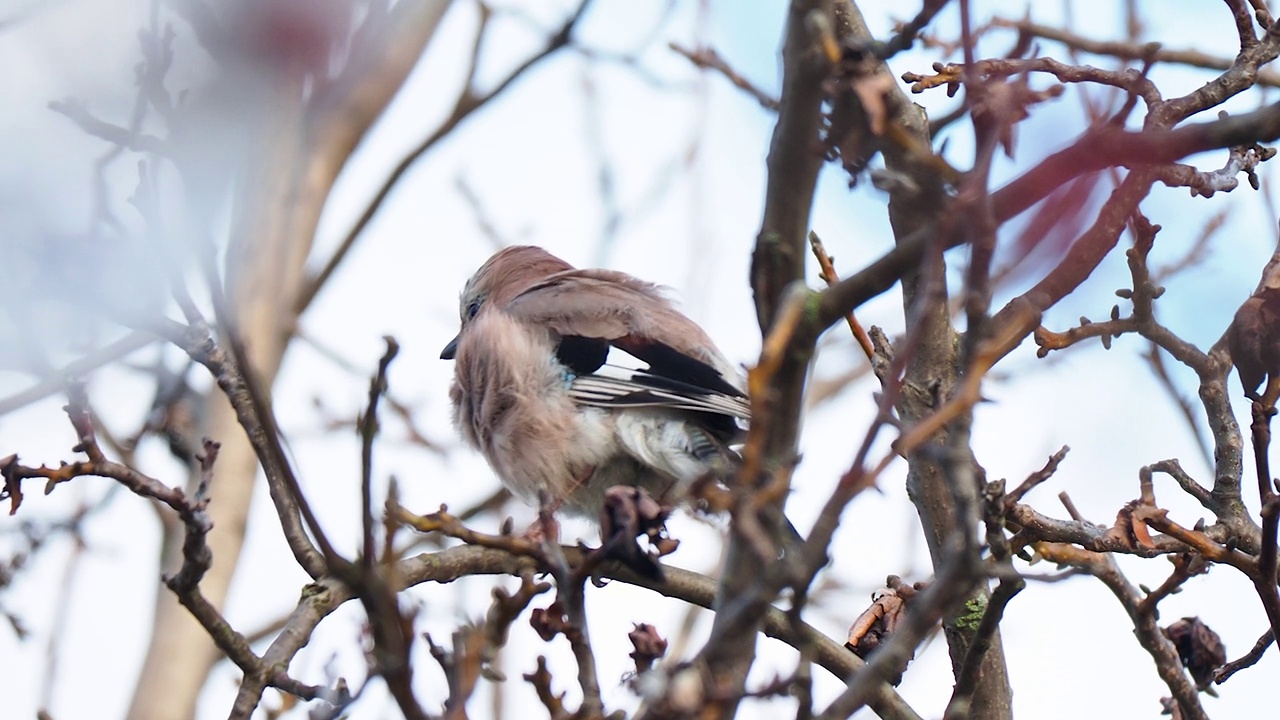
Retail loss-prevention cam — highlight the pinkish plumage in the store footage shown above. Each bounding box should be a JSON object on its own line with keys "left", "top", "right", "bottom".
{"left": 442, "top": 246, "right": 747, "bottom": 516}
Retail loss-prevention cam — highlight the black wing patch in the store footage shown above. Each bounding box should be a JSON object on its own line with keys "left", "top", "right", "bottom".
{"left": 555, "top": 335, "right": 610, "bottom": 375}
{"left": 614, "top": 340, "right": 745, "bottom": 398}
{"left": 555, "top": 334, "right": 747, "bottom": 443}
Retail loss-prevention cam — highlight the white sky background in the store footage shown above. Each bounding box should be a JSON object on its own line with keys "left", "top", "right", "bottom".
{"left": 1, "top": 0, "right": 1278, "bottom": 718}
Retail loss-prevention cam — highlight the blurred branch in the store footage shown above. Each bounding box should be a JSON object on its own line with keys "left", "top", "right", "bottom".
{"left": 1144, "top": 343, "right": 1214, "bottom": 470}
{"left": 296, "top": 0, "right": 595, "bottom": 315}
{"left": 812, "top": 97, "right": 1280, "bottom": 350}
{"left": 669, "top": 43, "right": 780, "bottom": 110}
{"left": 1151, "top": 209, "right": 1225, "bottom": 284}
{"left": 871, "top": 0, "right": 950, "bottom": 60}
{"left": 47, "top": 100, "right": 171, "bottom": 155}
{"left": 0, "top": 331, "right": 158, "bottom": 417}
{"left": 686, "top": 0, "right": 838, "bottom": 716}
{"left": 991, "top": 16, "right": 1280, "bottom": 88}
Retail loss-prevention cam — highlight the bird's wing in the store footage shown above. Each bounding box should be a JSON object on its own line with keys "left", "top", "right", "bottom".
{"left": 569, "top": 369, "right": 751, "bottom": 419}
{"left": 503, "top": 269, "right": 747, "bottom": 402}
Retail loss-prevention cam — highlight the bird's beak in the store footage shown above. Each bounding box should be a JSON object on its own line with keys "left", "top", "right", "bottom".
{"left": 440, "top": 334, "right": 460, "bottom": 360}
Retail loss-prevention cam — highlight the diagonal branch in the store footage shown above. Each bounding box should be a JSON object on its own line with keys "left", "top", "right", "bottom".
{"left": 295, "top": 0, "right": 596, "bottom": 315}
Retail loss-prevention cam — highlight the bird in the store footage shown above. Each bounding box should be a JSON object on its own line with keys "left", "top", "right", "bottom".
{"left": 440, "top": 246, "right": 750, "bottom": 522}
{"left": 1227, "top": 286, "right": 1280, "bottom": 403}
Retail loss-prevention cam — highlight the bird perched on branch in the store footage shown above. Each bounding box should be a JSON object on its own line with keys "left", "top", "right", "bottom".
{"left": 440, "top": 245, "right": 750, "bottom": 526}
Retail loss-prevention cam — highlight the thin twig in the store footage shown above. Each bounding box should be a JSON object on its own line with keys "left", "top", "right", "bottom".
{"left": 669, "top": 42, "right": 780, "bottom": 110}
{"left": 1215, "top": 628, "right": 1275, "bottom": 683}
{"left": 808, "top": 231, "right": 874, "bottom": 360}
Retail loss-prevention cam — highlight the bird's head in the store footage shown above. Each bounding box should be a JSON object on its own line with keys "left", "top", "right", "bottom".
{"left": 440, "top": 246, "right": 575, "bottom": 359}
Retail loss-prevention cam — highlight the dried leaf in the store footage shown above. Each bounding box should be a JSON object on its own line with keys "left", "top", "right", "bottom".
{"left": 1227, "top": 287, "right": 1280, "bottom": 401}
{"left": 530, "top": 601, "right": 570, "bottom": 642}
{"left": 1164, "top": 617, "right": 1226, "bottom": 692}
{"left": 850, "top": 72, "right": 897, "bottom": 136}
{"left": 628, "top": 623, "right": 668, "bottom": 674}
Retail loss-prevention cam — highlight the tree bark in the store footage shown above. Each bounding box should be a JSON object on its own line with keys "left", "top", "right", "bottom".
{"left": 834, "top": 2, "right": 1014, "bottom": 717}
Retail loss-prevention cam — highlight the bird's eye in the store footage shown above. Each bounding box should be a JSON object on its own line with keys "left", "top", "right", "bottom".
{"left": 465, "top": 300, "right": 482, "bottom": 320}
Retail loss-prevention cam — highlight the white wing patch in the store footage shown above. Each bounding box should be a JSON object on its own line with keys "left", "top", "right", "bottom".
{"left": 612, "top": 412, "right": 731, "bottom": 483}
{"left": 569, "top": 370, "right": 750, "bottom": 419}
